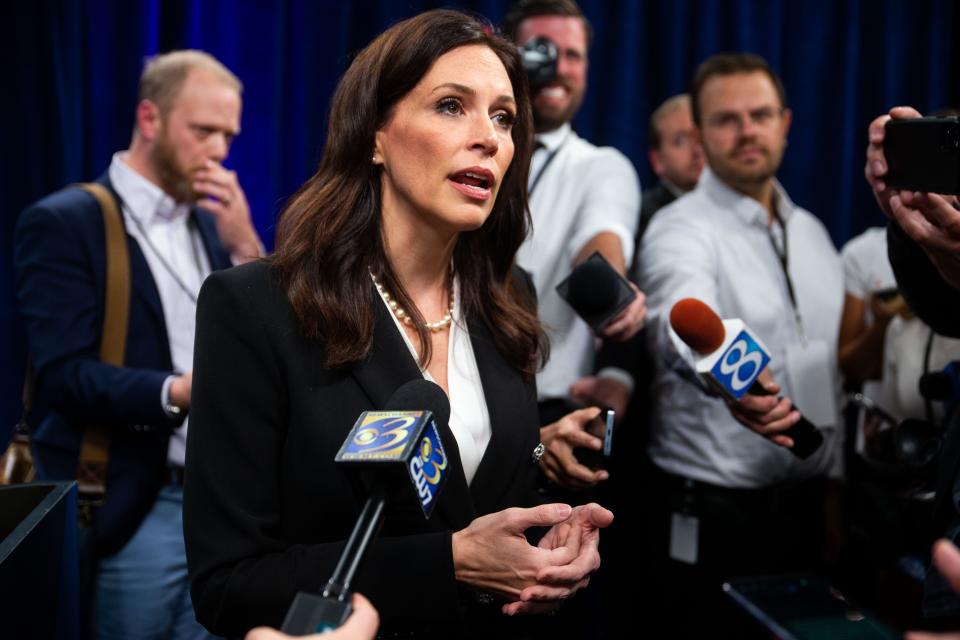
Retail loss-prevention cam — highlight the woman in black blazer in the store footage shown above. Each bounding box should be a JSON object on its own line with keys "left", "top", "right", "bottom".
{"left": 184, "top": 9, "right": 612, "bottom": 639}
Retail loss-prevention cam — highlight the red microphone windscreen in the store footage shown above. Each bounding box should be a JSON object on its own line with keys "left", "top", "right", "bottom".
{"left": 669, "top": 298, "right": 725, "bottom": 354}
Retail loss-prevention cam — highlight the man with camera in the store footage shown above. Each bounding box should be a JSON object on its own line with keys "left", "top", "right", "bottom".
{"left": 637, "top": 52, "right": 845, "bottom": 637}
{"left": 502, "top": 0, "right": 647, "bottom": 492}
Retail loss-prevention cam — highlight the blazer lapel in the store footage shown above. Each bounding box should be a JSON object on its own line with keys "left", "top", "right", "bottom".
{"left": 466, "top": 316, "right": 538, "bottom": 514}
{"left": 192, "top": 208, "right": 233, "bottom": 271}
{"left": 349, "top": 285, "right": 476, "bottom": 528}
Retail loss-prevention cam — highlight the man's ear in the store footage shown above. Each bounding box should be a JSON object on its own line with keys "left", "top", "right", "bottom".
{"left": 136, "top": 100, "right": 162, "bottom": 142}
{"left": 780, "top": 108, "right": 793, "bottom": 139}
{"left": 648, "top": 148, "right": 664, "bottom": 177}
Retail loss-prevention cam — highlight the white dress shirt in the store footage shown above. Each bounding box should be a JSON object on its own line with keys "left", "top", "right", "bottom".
{"left": 516, "top": 123, "right": 641, "bottom": 399}
{"left": 109, "top": 153, "right": 211, "bottom": 467}
{"left": 639, "top": 168, "right": 844, "bottom": 488}
{"left": 881, "top": 317, "right": 960, "bottom": 424}
{"left": 841, "top": 226, "right": 897, "bottom": 320}
{"left": 376, "top": 278, "right": 492, "bottom": 486}
{"left": 840, "top": 227, "right": 897, "bottom": 454}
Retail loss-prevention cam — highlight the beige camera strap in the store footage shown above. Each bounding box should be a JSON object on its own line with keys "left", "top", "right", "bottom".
{"left": 75, "top": 183, "right": 130, "bottom": 520}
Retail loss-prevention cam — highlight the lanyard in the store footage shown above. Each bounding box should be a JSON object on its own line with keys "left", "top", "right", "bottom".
{"left": 121, "top": 196, "right": 206, "bottom": 305}
{"left": 527, "top": 130, "right": 571, "bottom": 197}
{"left": 767, "top": 210, "right": 808, "bottom": 346}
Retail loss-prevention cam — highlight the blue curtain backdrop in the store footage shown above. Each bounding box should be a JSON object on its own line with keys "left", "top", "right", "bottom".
{"left": 2, "top": 0, "right": 958, "bottom": 431}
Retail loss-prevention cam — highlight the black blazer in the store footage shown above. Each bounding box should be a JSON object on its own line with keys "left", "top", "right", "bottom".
{"left": 184, "top": 261, "right": 543, "bottom": 638}
{"left": 13, "top": 174, "right": 232, "bottom": 555}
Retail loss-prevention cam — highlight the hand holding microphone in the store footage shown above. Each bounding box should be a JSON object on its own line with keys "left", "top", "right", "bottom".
{"left": 248, "top": 594, "right": 378, "bottom": 640}
{"left": 556, "top": 252, "right": 647, "bottom": 341}
{"left": 669, "top": 298, "right": 823, "bottom": 458}
{"left": 281, "top": 380, "right": 452, "bottom": 635}
{"left": 282, "top": 379, "right": 611, "bottom": 633}
{"left": 729, "top": 370, "right": 807, "bottom": 450}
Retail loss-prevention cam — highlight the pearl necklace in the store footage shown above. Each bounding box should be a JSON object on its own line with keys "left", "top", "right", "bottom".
{"left": 372, "top": 274, "right": 455, "bottom": 332}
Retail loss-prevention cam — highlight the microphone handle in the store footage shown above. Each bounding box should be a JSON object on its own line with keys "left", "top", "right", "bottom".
{"left": 281, "top": 489, "right": 387, "bottom": 634}
{"left": 747, "top": 381, "right": 823, "bottom": 459}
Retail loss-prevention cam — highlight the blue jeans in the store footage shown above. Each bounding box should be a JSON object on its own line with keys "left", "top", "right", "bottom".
{"left": 93, "top": 484, "right": 217, "bottom": 640}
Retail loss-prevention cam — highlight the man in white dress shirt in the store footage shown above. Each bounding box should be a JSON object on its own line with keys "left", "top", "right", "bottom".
{"left": 14, "top": 50, "right": 262, "bottom": 639}
{"left": 503, "top": 0, "right": 648, "bottom": 492}
{"left": 637, "top": 52, "right": 844, "bottom": 637}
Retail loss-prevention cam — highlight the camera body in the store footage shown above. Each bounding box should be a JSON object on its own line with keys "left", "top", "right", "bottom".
{"left": 884, "top": 116, "right": 960, "bottom": 194}
{"left": 519, "top": 36, "right": 558, "bottom": 91}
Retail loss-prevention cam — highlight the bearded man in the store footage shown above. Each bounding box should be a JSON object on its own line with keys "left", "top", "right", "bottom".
{"left": 503, "top": 0, "right": 647, "bottom": 491}
{"left": 14, "top": 50, "right": 261, "bottom": 639}
{"left": 637, "top": 52, "right": 844, "bottom": 638}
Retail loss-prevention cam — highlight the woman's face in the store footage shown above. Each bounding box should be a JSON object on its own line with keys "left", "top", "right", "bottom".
{"left": 374, "top": 44, "right": 517, "bottom": 236}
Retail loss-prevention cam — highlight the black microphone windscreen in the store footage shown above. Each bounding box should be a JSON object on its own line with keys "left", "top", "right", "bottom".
{"left": 567, "top": 261, "right": 620, "bottom": 315}
{"left": 384, "top": 379, "right": 451, "bottom": 429}
{"left": 919, "top": 372, "right": 953, "bottom": 401}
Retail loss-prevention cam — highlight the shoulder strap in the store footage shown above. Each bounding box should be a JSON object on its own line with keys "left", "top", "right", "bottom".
{"left": 75, "top": 183, "right": 131, "bottom": 504}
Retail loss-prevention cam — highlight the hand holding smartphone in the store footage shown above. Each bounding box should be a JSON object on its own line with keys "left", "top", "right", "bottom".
{"left": 574, "top": 407, "right": 615, "bottom": 469}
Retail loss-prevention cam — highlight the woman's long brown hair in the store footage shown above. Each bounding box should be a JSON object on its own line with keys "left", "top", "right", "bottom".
{"left": 271, "top": 9, "right": 547, "bottom": 376}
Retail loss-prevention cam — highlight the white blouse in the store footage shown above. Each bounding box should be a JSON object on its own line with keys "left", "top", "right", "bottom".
{"left": 375, "top": 277, "right": 492, "bottom": 485}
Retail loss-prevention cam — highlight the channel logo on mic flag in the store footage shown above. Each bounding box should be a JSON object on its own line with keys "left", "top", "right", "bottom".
{"left": 709, "top": 330, "right": 771, "bottom": 400}
{"left": 407, "top": 422, "right": 448, "bottom": 518}
{"left": 335, "top": 410, "right": 449, "bottom": 518}
{"left": 339, "top": 411, "right": 426, "bottom": 461}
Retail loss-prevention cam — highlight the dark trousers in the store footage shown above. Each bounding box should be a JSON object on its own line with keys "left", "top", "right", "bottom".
{"left": 641, "top": 462, "right": 828, "bottom": 639}
{"left": 534, "top": 398, "right": 653, "bottom": 639}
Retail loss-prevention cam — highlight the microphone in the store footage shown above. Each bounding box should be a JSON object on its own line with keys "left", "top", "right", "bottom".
{"left": 919, "top": 361, "right": 960, "bottom": 419}
{"left": 281, "top": 379, "right": 451, "bottom": 635}
{"left": 556, "top": 252, "right": 637, "bottom": 330}
{"left": 669, "top": 298, "right": 823, "bottom": 459}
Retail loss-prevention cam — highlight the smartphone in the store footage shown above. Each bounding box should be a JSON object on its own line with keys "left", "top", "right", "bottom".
{"left": 884, "top": 116, "right": 960, "bottom": 194}
{"left": 555, "top": 252, "right": 636, "bottom": 331}
{"left": 723, "top": 574, "right": 899, "bottom": 640}
{"left": 574, "top": 408, "right": 614, "bottom": 469}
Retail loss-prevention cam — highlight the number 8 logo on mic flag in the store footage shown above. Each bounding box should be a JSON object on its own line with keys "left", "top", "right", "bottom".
{"left": 710, "top": 330, "right": 771, "bottom": 399}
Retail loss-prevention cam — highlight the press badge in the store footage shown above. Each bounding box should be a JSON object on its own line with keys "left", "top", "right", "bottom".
{"left": 669, "top": 512, "right": 699, "bottom": 564}
{"left": 784, "top": 339, "right": 838, "bottom": 429}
